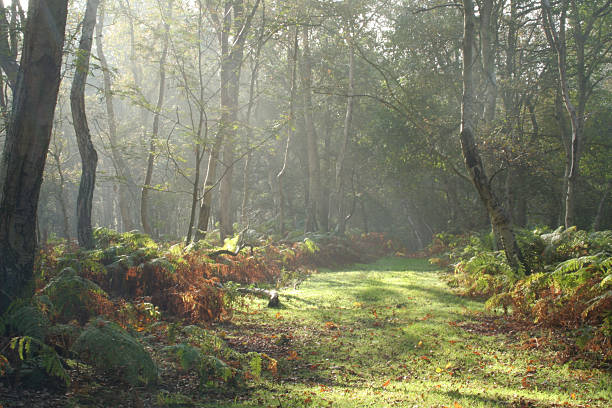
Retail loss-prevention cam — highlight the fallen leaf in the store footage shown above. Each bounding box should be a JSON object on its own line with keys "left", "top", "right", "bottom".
{"left": 454, "top": 402, "right": 463, "bottom": 408}
{"left": 287, "top": 350, "right": 301, "bottom": 361}
{"left": 325, "top": 321, "right": 338, "bottom": 330}
{"left": 382, "top": 379, "right": 391, "bottom": 387}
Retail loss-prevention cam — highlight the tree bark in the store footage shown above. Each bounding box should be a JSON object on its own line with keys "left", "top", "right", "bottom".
{"left": 460, "top": 0, "right": 528, "bottom": 273}
{"left": 0, "top": 0, "right": 69, "bottom": 314}
{"left": 71, "top": 0, "right": 100, "bottom": 249}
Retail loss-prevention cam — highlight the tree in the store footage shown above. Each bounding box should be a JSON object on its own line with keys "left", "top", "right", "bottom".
{"left": 72, "top": 0, "right": 101, "bottom": 249}
{"left": 301, "top": 24, "right": 322, "bottom": 232}
{"left": 0, "top": 0, "right": 69, "bottom": 313}
{"left": 195, "top": 0, "right": 260, "bottom": 241}
{"left": 141, "top": 0, "right": 171, "bottom": 237}
{"left": 96, "top": 0, "right": 140, "bottom": 232}
{"left": 460, "top": 0, "right": 528, "bottom": 273}
{"left": 541, "top": 0, "right": 612, "bottom": 228}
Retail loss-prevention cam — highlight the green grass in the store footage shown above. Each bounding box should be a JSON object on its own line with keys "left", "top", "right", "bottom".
{"left": 200, "top": 257, "right": 612, "bottom": 408}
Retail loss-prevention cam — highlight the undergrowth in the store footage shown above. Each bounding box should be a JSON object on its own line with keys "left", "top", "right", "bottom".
{"left": 0, "top": 228, "right": 395, "bottom": 398}
{"left": 428, "top": 227, "right": 612, "bottom": 362}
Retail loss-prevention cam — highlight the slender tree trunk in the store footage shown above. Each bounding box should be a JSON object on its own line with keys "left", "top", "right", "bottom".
{"left": 593, "top": 179, "right": 611, "bottom": 231}
{"left": 0, "top": 0, "right": 18, "bottom": 88}
{"left": 141, "top": 2, "right": 170, "bottom": 236}
{"left": 219, "top": 0, "right": 253, "bottom": 240}
{"left": 336, "top": 44, "right": 355, "bottom": 234}
{"left": 71, "top": 0, "right": 100, "bottom": 249}
{"left": 301, "top": 25, "right": 321, "bottom": 232}
{"left": 51, "top": 150, "right": 71, "bottom": 240}
{"left": 185, "top": 2, "right": 207, "bottom": 243}
{"left": 460, "top": 0, "right": 528, "bottom": 273}
{"left": 96, "top": 3, "right": 138, "bottom": 231}
{"left": 359, "top": 198, "right": 368, "bottom": 234}
{"left": 277, "top": 26, "right": 299, "bottom": 236}
{"left": 541, "top": 0, "right": 590, "bottom": 228}
{"left": 241, "top": 35, "right": 263, "bottom": 227}
{"left": 480, "top": 0, "right": 498, "bottom": 124}
{"left": 0, "top": 0, "right": 69, "bottom": 314}
{"left": 195, "top": 143, "right": 221, "bottom": 241}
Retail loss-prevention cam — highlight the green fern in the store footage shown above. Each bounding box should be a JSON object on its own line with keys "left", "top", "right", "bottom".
{"left": 247, "top": 352, "right": 262, "bottom": 379}
{"left": 162, "top": 343, "right": 202, "bottom": 370}
{"left": 147, "top": 257, "right": 176, "bottom": 275}
{"left": 162, "top": 343, "right": 234, "bottom": 385}
{"left": 71, "top": 318, "right": 157, "bottom": 386}
{"left": 9, "top": 336, "right": 69, "bottom": 386}
{"left": 303, "top": 238, "right": 320, "bottom": 254}
{"left": 41, "top": 267, "right": 107, "bottom": 323}
{"left": 1, "top": 299, "right": 49, "bottom": 340}
{"left": 552, "top": 252, "right": 611, "bottom": 290}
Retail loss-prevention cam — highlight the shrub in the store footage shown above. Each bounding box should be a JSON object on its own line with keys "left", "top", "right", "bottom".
{"left": 1, "top": 299, "right": 50, "bottom": 340}
{"left": 41, "top": 267, "right": 109, "bottom": 324}
{"left": 71, "top": 317, "right": 157, "bottom": 386}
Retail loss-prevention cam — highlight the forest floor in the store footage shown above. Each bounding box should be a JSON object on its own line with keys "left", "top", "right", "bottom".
{"left": 3, "top": 257, "right": 611, "bottom": 408}
{"left": 197, "top": 257, "right": 611, "bottom": 408}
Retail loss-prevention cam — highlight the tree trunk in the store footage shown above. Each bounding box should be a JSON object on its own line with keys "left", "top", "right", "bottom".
{"left": 460, "top": 0, "right": 528, "bottom": 273}
{"left": 541, "top": 0, "right": 590, "bottom": 228}
{"left": 50, "top": 149, "right": 71, "bottom": 240}
{"left": 71, "top": 0, "right": 100, "bottom": 249}
{"left": 480, "top": 0, "right": 498, "bottom": 124}
{"left": 96, "top": 2, "right": 138, "bottom": 232}
{"left": 186, "top": 144, "right": 204, "bottom": 243}
{"left": 336, "top": 44, "right": 355, "bottom": 234}
{"left": 301, "top": 25, "right": 321, "bottom": 233}
{"left": 218, "top": 0, "right": 253, "bottom": 240}
{"left": 0, "top": 0, "right": 18, "bottom": 88}
{"left": 0, "top": 0, "right": 69, "bottom": 314}
{"left": 141, "top": 2, "right": 170, "bottom": 236}
{"left": 277, "top": 26, "right": 299, "bottom": 236}
{"left": 195, "top": 145, "right": 221, "bottom": 241}
{"left": 593, "top": 179, "right": 611, "bottom": 231}
{"left": 241, "top": 30, "right": 263, "bottom": 227}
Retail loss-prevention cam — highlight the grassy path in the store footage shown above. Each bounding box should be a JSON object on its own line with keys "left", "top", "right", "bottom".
{"left": 206, "top": 257, "right": 611, "bottom": 407}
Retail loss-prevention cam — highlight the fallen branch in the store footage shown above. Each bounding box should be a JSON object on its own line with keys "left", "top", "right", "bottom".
{"left": 236, "top": 287, "right": 280, "bottom": 308}
{"left": 207, "top": 243, "right": 254, "bottom": 258}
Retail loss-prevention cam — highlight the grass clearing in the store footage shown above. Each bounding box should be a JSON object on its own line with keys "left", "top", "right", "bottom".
{"left": 200, "top": 257, "right": 611, "bottom": 407}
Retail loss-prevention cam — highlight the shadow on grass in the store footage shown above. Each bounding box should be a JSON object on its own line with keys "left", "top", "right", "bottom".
{"left": 318, "top": 257, "right": 440, "bottom": 274}
{"left": 438, "top": 388, "right": 517, "bottom": 407}
{"left": 395, "top": 283, "right": 473, "bottom": 307}
{"left": 354, "top": 287, "right": 401, "bottom": 302}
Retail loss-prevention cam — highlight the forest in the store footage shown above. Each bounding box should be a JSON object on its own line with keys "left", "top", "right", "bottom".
{"left": 0, "top": 0, "right": 611, "bottom": 407}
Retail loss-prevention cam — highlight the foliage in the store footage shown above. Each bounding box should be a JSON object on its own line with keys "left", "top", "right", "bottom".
{"left": 445, "top": 227, "right": 612, "bottom": 359}
{"left": 94, "top": 227, "right": 158, "bottom": 251}
{"left": 162, "top": 343, "right": 234, "bottom": 386}
{"left": 1, "top": 299, "right": 50, "bottom": 340}
{"left": 8, "top": 335, "right": 70, "bottom": 386}
{"left": 71, "top": 317, "right": 157, "bottom": 386}
{"left": 41, "top": 267, "right": 109, "bottom": 324}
